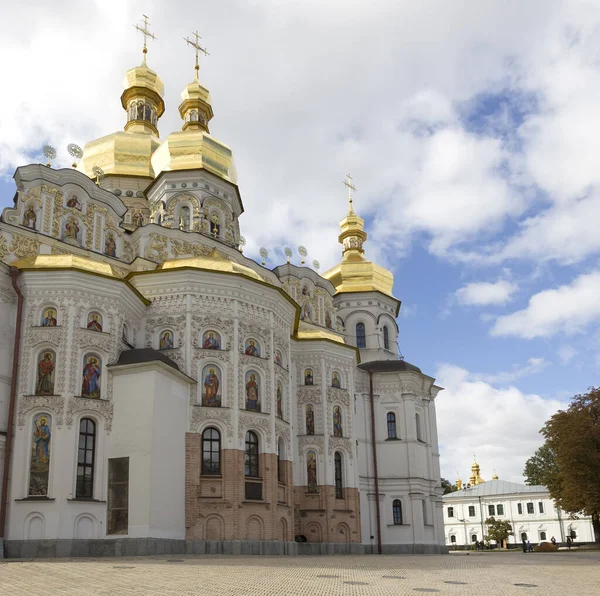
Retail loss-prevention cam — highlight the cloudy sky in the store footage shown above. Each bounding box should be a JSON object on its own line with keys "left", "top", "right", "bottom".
{"left": 1, "top": 0, "right": 598, "bottom": 484}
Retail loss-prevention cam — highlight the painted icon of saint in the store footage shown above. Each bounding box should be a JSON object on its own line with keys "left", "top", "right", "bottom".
{"left": 36, "top": 351, "right": 55, "bottom": 395}
{"left": 64, "top": 217, "right": 80, "bottom": 242}
{"left": 277, "top": 384, "right": 283, "bottom": 418}
{"left": 245, "top": 339, "right": 259, "bottom": 357}
{"left": 104, "top": 233, "right": 117, "bottom": 257}
{"left": 245, "top": 372, "right": 260, "bottom": 411}
{"left": 23, "top": 206, "right": 37, "bottom": 229}
{"left": 132, "top": 211, "right": 143, "bottom": 227}
{"left": 202, "top": 331, "right": 220, "bottom": 350}
{"left": 275, "top": 351, "right": 282, "bottom": 367}
{"left": 307, "top": 451, "right": 318, "bottom": 493}
{"left": 203, "top": 366, "right": 221, "bottom": 407}
{"left": 325, "top": 312, "right": 332, "bottom": 329}
{"left": 67, "top": 196, "right": 81, "bottom": 210}
{"left": 159, "top": 330, "right": 174, "bottom": 350}
{"left": 87, "top": 312, "right": 103, "bottom": 332}
{"left": 333, "top": 406, "right": 343, "bottom": 437}
{"left": 33, "top": 415, "right": 51, "bottom": 464}
{"left": 41, "top": 308, "right": 57, "bottom": 327}
{"left": 332, "top": 372, "right": 341, "bottom": 389}
{"left": 306, "top": 405, "right": 315, "bottom": 435}
{"left": 82, "top": 355, "right": 101, "bottom": 398}
{"left": 304, "top": 369, "right": 314, "bottom": 386}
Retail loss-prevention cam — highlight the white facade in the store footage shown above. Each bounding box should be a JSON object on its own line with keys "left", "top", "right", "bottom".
{"left": 443, "top": 479, "right": 595, "bottom": 547}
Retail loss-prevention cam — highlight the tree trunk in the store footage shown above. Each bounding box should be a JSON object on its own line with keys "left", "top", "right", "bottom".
{"left": 592, "top": 514, "right": 600, "bottom": 543}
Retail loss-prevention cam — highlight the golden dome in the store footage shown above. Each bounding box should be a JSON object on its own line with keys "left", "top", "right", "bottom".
{"left": 322, "top": 202, "right": 394, "bottom": 298}
{"left": 11, "top": 254, "right": 121, "bottom": 278}
{"left": 160, "top": 248, "right": 263, "bottom": 281}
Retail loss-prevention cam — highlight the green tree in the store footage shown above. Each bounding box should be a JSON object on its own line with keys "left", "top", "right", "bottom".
{"left": 523, "top": 443, "right": 559, "bottom": 486}
{"left": 484, "top": 516, "right": 514, "bottom": 546}
{"left": 541, "top": 386, "right": 600, "bottom": 542}
{"left": 441, "top": 478, "right": 457, "bottom": 495}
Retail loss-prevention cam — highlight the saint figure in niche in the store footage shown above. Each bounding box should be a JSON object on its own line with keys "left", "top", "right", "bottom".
{"left": 300, "top": 302, "right": 312, "bottom": 322}
{"left": 82, "top": 355, "right": 101, "bottom": 398}
{"left": 245, "top": 372, "right": 260, "bottom": 411}
{"left": 36, "top": 351, "right": 55, "bottom": 395}
{"left": 304, "top": 369, "right": 314, "bottom": 386}
{"left": 333, "top": 406, "right": 343, "bottom": 437}
{"left": 277, "top": 384, "right": 283, "bottom": 418}
{"left": 325, "top": 312, "right": 332, "bottom": 329}
{"left": 41, "top": 308, "right": 57, "bottom": 327}
{"left": 159, "top": 330, "right": 174, "bottom": 350}
{"left": 202, "top": 331, "right": 220, "bottom": 350}
{"left": 67, "top": 195, "right": 82, "bottom": 210}
{"left": 274, "top": 351, "right": 282, "bottom": 367}
{"left": 307, "top": 451, "right": 318, "bottom": 493}
{"left": 87, "top": 312, "right": 103, "bottom": 332}
{"left": 306, "top": 404, "right": 315, "bottom": 435}
{"left": 29, "top": 414, "right": 51, "bottom": 496}
{"left": 104, "top": 233, "right": 117, "bottom": 257}
{"left": 132, "top": 211, "right": 143, "bottom": 227}
{"left": 136, "top": 101, "right": 144, "bottom": 120}
{"left": 64, "top": 217, "right": 80, "bottom": 243}
{"left": 202, "top": 366, "right": 221, "bottom": 407}
{"left": 22, "top": 206, "right": 36, "bottom": 229}
{"left": 245, "top": 339, "right": 259, "bottom": 357}
{"left": 332, "top": 372, "right": 341, "bottom": 389}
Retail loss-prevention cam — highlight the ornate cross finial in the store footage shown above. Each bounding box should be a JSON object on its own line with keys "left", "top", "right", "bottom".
{"left": 184, "top": 30, "right": 210, "bottom": 80}
{"left": 134, "top": 14, "right": 156, "bottom": 64}
{"left": 343, "top": 173, "right": 357, "bottom": 211}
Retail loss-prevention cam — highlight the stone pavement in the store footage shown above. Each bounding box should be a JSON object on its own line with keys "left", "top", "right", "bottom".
{"left": 1, "top": 551, "right": 599, "bottom": 595}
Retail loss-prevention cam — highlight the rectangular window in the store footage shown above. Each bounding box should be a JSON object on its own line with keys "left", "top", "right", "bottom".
{"left": 107, "top": 457, "right": 129, "bottom": 535}
{"left": 538, "top": 502, "right": 544, "bottom": 514}
{"left": 76, "top": 418, "right": 96, "bottom": 498}
{"left": 488, "top": 504, "right": 495, "bottom": 516}
{"left": 448, "top": 506, "right": 454, "bottom": 518}
{"left": 422, "top": 500, "right": 428, "bottom": 525}
{"left": 527, "top": 502, "right": 535, "bottom": 514}
{"left": 518, "top": 503, "right": 523, "bottom": 515}
{"left": 468, "top": 505, "right": 476, "bottom": 517}
{"left": 245, "top": 481, "right": 263, "bottom": 500}
{"left": 497, "top": 504, "right": 504, "bottom": 516}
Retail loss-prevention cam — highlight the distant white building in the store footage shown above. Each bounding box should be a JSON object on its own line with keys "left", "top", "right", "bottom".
{"left": 443, "top": 476, "right": 595, "bottom": 547}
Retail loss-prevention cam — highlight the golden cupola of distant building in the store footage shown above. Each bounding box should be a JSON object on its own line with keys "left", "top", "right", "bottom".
{"left": 469, "top": 458, "right": 485, "bottom": 486}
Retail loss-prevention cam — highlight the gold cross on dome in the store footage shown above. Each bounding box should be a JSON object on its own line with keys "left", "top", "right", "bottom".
{"left": 185, "top": 30, "right": 210, "bottom": 79}
{"left": 134, "top": 14, "right": 156, "bottom": 62}
{"left": 343, "top": 174, "right": 357, "bottom": 209}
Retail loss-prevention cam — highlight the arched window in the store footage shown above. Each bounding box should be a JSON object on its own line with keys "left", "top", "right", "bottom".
{"left": 179, "top": 206, "right": 191, "bottom": 231}
{"left": 393, "top": 499, "right": 403, "bottom": 525}
{"left": 277, "top": 438, "right": 285, "bottom": 484}
{"left": 334, "top": 452, "right": 343, "bottom": 499}
{"left": 450, "top": 535, "right": 457, "bottom": 544}
{"left": 76, "top": 418, "right": 96, "bottom": 498}
{"left": 202, "top": 428, "right": 221, "bottom": 475}
{"left": 387, "top": 412, "right": 397, "bottom": 439}
{"left": 540, "top": 531, "right": 547, "bottom": 541}
{"left": 356, "top": 322, "right": 366, "bottom": 348}
{"left": 416, "top": 413, "right": 423, "bottom": 442}
{"left": 245, "top": 431, "right": 259, "bottom": 477}
{"left": 383, "top": 326, "right": 389, "bottom": 350}
{"left": 471, "top": 534, "right": 478, "bottom": 543}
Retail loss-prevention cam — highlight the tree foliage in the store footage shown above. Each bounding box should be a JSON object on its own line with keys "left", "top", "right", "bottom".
{"left": 441, "top": 477, "right": 458, "bottom": 495}
{"left": 540, "top": 386, "right": 600, "bottom": 542}
{"left": 523, "top": 443, "right": 559, "bottom": 486}
{"left": 484, "top": 517, "right": 513, "bottom": 545}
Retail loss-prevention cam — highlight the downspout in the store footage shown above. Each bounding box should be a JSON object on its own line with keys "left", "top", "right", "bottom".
{"left": 368, "top": 369, "right": 382, "bottom": 554}
{"left": 0, "top": 267, "right": 24, "bottom": 540}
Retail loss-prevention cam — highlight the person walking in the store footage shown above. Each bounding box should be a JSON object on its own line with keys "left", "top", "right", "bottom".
{"left": 566, "top": 536, "right": 572, "bottom": 549}
{"left": 522, "top": 537, "right": 527, "bottom": 553}
{"left": 551, "top": 536, "right": 557, "bottom": 546}
{"left": 527, "top": 540, "right": 533, "bottom": 552}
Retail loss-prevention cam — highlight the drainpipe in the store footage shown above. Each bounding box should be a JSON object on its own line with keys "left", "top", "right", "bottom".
{"left": 368, "top": 369, "right": 382, "bottom": 554}
{"left": 0, "top": 268, "right": 24, "bottom": 541}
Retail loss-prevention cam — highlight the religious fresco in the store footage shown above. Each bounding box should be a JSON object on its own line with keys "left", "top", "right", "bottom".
{"left": 332, "top": 371, "right": 341, "bottom": 388}
{"left": 66, "top": 195, "right": 82, "bottom": 210}
{"left": 29, "top": 413, "right": 52, "bottom": 496}
{"left": 36, "top": 350, "right": 55, "bottom": 395}
{"left": 276, "top": 382, "right": 283, "bottom": 419}
{"left": 304, "top": 368, "right": 314, "bottom": 386}
{"left": 274, "top": 350, "right": 283, "bottom": 367}
{"left": 244, "top": 338, "right": 260, "bottom": 357}
{"left": 41, "top": 307, "right": 57, "bottom": 327}
{"left": 333, "top": 406, "right": 343, "bottom": 437}
{"left": 159, "top": 330, "right": 174, "bottom": 350}
{"left": 202, "top": 330, "right": 221, "bottom": 350}
{"left": 202, "top": 365, "right": 222, "bottom": 407}
{"left": 87, "top": 312, "right": 103, "bottom": 332}
{"left": 132, "top": 210, "right": 143, "bottom": 227}
{"left": 305, "top": 404, "right": 315, "bottom": 435}
{"left": 104, "top": 232, "right": 117, "bottom": 257}
{"left": 81, "top": 353, "right": 102, "bottom": 398}
{"left": 325, "top": 312, "right": 333, "bottom": 329}
{"left": 63, "top": 216, "right": 81, "bottom": 245}
{"left": 22, "top": 206, "right": 37, "bottom": 229}
{"left": 307, "top": 450, "right": 318, "bottom": 493}
{"left": 245, "top": 371, "right": 260, "bottom": 411}
{"left": 301, "top": 285, "right": 312, "bottom": 298}
{"left": 300, "top": 302, "right": 313, "bottom": 322}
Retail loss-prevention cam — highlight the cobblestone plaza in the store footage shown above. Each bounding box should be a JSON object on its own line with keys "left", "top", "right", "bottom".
{"left": 2, "top": 552, "right": 599, "bottom": 595}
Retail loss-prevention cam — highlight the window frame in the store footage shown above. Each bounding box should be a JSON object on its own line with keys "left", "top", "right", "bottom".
{"left": 201, "top": 427, "right": 221, "bottom": 476}
{"left": 245, "top": 431, "right": 259, "bottom": 478}
{"left": 76, "top": 417, "right": 96, "bottom": 499}
{"left": 334, "top": 452, "right": 343, "bottom": 499}
{"left": 383, "top": 325, "right": 389, "bottom": 350}
{"left": 392, "top": 499, "right": 403, "bottom": 525}
{"left": 527, "top": 502, "right": 535, "bottom": 515}
{"left": 468, "top": 505, "right": 476, "bottom": 517}
{"left": 447, "top": 506, "right": 454, "bottom": 518}
{"left": 497, "top": 504, "right": 504, "bottom": 516}
{"left": 517, "top": 503, "right": 523, "bottom": 515}
{"left": 387, "top": 412, "right": 397, "bottom": 439}
{"left": 488, "top": 504, "right": 496, "bottom": 517}
{"left": 356, "top": 322, "right": 366, "bottom": 349}
{"left": 538, "top": 502, "right": 544, "bottom": 514}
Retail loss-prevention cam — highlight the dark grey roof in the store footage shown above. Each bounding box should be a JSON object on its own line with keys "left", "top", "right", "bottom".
{"left": 358, "top": 359, "right": 422, "bottom": 374}
{"left": 444, "top": 479, "right": 547, "bottom": 499}
{"left": 111, "top": 348, "right": 180, "bottom": 372}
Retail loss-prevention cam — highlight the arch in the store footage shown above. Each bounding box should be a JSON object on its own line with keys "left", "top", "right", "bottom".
{"left": 245, "top": 431, "right": 259, "bottom": 477}
{"left": 76, "top": 417, "right": 97, "bottom": 498}
{"left": 305, "top": 404, "right": 315, "bottom": 435}
{"left": 306, "top": 450, "right": 318, "bottom": 493}
{"left": 201, "top": 329, "right": 222, "bottom": 350}
{"left": 81, "top": 352, "right": 102, "bottom": 399}
{"left": 206, "top": 514, "right": 224, "bottom": 540}
{"left": 201, "top": 364, "right": 222, "bottom": 407}
{"left": 331, "top": 370, "right": 342, "bottom": 389}
{"left": 61, "top": 214, "right": 84, "bottom": 246}
{"left": 35, "top": 348, "right": 56, "bottom": 395}
{"left": 40, "top": 305, "right": 58, "bottom": 327}
{"left": 332, "top": 405, "right": 343, "bottom": 437}
{"left": 208, "top": 208, "right": 224, "bottom": 238}
{"left": 304, "top": 368, "right": 314, "bottom": 386}
{"left": 158, "top": 329, "right": 175, "bottom": 350}
{"left": 306, "top": 522, "right": 322, "bottom": 543}
{"left": 334, "top": 451, "right": 343, "bottom": 499}
{"left": 540, "top": 531, "right": 547, "bottom": 541}
{"left": 74, "top": 514, "right": 97, "bottom": 539}
{"left": 387, "top": 412, "right": 397, "bottom": 439}
{"left": 336, "top": 522, "right": 351, "bottom": 543}
{"left": 86, "top": 311, "right": 103, "bottom": 332}
{"left": 244, "top": 369, "right": 261, "bottom": 412}
{"left": 246, "top": 516, "right": 264, "bottom": 541}
{"left": 24, "top": 512, "right": 45, "bottom": 540}
{"left": 393, "top": 499, "right": 403, "bottom": 525}
{"left": 450, "top": 534, "right": 457, "bottom": 544}
{"left": 280, "top": 517, "right": 288, "bottom": 542}
{"left": 202, "top": 427, "right": 221, "bottom": 475}
{"left": 355, "top": 321, "right": 366, "bottom": 348}
{"left": 244, "top": 337, "right": 261, "bottom": 357}
{"left": 179, "top": 205, "right": 191, "bottom": 231}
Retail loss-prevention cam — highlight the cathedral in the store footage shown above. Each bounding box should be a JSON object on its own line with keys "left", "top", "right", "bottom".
{"left": 0, "top": 27, "right": 446, "bottom": 557}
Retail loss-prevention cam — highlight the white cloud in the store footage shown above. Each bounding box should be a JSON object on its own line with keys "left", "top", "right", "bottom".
{"left": 435, "top": 363, "right": 566, "bottom": 483}
{"left": 557, "top": 345, "right": 577, "bottom": 365}
{"left": 474, "top": 357, "right": 549, "bottom": 385}
{"left": 491, "top": 271, "right": 600, "bottom": 339}
{"left": 455, "top": 279, "right": 518, "bottom": 306}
